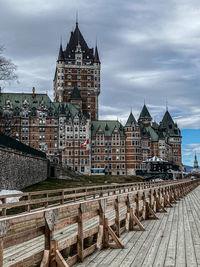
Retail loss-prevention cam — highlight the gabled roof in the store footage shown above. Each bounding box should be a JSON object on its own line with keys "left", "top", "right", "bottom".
{"left": 125, "top": 112, "right": 137, "bottom": 126}
{"left": 138, "top": 104, "right": 152, "bottom": 120}
{"left": 91, "top": 120, "right": 125, "bottom": 137}
{"left": 70, "top": 87, "right": 82, "bottom": 100}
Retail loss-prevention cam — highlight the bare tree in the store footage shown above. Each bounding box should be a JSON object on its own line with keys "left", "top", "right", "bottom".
{"left": 0, "top": 45, "right": 17, "bottom": 81}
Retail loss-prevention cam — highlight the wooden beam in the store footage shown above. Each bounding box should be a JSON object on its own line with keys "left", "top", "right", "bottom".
{"left": 115, "top": 197, "right": 120, "bottom": 237}
{"left": 56, "top": 249, "right": 69, "bottom": 267}
{"left": 96, "top": 225, "right": 104, "bottom": 250}
{"left": 132, "top": 213, "right": 145, "bottom": 231}
{"left": 40, "top": 250, "right": 49, "bottom": 267}
{"left": 105, "top": 218, "right": 124, "bottom": 249}
{"left": 77, "top": 203, "right": 84, "bottom": 262}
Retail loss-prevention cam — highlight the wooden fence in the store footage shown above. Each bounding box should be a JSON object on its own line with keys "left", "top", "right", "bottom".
{"left": 0, "top": 179, "right": 199, "bottom": 267}
{"left": 0, "top": 181, "right": 178, "bottom": 217}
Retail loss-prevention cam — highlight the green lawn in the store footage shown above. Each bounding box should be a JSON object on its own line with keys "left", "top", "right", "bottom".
{"left": 23, "top": 175, "right": 143, "bottom": 192}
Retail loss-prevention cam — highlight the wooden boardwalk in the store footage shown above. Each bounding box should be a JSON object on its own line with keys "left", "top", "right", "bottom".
{"left": 75, "top": 185, "right": 200, "bottom": 267}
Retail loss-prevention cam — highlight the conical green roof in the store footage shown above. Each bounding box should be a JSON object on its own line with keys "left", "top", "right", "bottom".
{"left": 161, "top": 110, "right": 174, "bottom": 125}
{"left": 139, "top": 104, "right": 152, "bottom": 120}
{"left": 125, "top": 112, "right": 137, "bottom": 126}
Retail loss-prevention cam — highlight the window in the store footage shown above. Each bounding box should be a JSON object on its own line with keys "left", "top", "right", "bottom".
{"left": 78, "top": 76, "right": 81, "bottom": 80}
{"left": 88, "top": 105, "right": 91, "bottom": 110}
{"left": 87, "top": 83, "right": 91, "bottom": 88}
{"left": 88, "top": 92, "right": 91, "bottom": 96}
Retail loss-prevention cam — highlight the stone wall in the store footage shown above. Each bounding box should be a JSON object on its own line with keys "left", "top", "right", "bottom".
{"left": 0, "top": 147, "right": 48, "bottom": 190}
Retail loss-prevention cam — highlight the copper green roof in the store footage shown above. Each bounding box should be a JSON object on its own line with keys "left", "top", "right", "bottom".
{"left": 0, "top": 92, "right": 83, "bottom": 118}
{"left": 138, "top": 104, "right": 152, "bottom": 120}
{"left": 91, "top": 120, "right": 125, "bottom": 137}
{"left": 125, "top": 112, "right": 137, "bottom": 126}
{"left": 0, "top": 93, "right": 52, "bottom": 109}
{"left": 146, "top": 126, "right": 159, "bottom": 142}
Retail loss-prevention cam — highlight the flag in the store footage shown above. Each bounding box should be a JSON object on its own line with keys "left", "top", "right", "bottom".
{"left": 81, "top": 139, "right": 89, "bottom": 148}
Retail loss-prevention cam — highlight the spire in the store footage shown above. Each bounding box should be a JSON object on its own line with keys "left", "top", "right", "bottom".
{"left": 94, "top": 44, "right": 100, "bottom": 63}
{"left": 125, "top": 112, "right": 137, "bottom": 126}
{"left": 58, "top": 42, "right": 64, "bottom": 61}
{"left": 138, "top": 104, "right": 152, "bottom": 120}
{"left": 194, "top": 152, "right": 198, "bottom": 169}
{"left": 76, "top": 11, "right": 78, "bottom": 27}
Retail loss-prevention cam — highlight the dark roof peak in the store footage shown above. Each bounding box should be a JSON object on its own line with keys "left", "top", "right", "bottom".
{"left": 161, "top": 110, "right": 174, "bottom": 125}
{"left": 58, "top": 43, "right": 64, "bottom": 61}
{"left": 70, "top": 87, "right": 82, "bottom": 100}
{"left": 94, "top": 45, "right": 100, "bottom": 63}
{"left": 139, "top": 104, "right": 152, "bottom": 120}
{"left": 125, "top": 112, "right": 137, "bottom": 126}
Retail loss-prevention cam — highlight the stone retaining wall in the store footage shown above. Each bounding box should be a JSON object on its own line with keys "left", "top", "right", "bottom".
{"left": 0, "top": 147, "right": 48, "bottom": 190}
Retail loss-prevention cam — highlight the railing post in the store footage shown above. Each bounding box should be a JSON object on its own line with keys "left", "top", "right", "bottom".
{"left": 135, "top": 193, "right": 139, "bottom": 218}
{"left": 115, "top": 196, "right": 120, "bottom": 237}
{"left": 0, "top": 221, "right": 10, "bottom": 267}
{"left": 26, "top": 193, "right": 31, "bottom": 212}
{"left": 1, "top": 198, "right": 6, "bottom": 217}
{"left": 43, "top": 209, "right": 60, "bottom": 266}
{"left": 78, "top": 203, "right": 85, "bottom": 262}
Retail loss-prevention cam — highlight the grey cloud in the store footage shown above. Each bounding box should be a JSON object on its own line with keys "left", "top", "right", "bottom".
{"left": 0, "top": 0, "right": 200, "bottom": 129}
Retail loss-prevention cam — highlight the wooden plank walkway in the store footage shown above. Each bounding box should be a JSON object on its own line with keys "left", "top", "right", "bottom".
{"left": 75, "top": 185, "right": 200, "bottom": 267}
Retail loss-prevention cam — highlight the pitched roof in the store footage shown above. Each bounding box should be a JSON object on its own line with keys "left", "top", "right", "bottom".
{"left": 125, "top": 112, "right": 137, "bottom": 126}
{"left": 70, "top": 87, "right": 82, "bottom": 100}
{"left": 161, "top": 110, "right": 174, "bottom": 125}
{"left": 138, "top": 104, "right": 152, "bottom": 120}
{"left": 0, "top": 92, "right": 83, "bottom": 119}
{"left": 94, "top": 45, "right": 100, "bottom": 63}
{"left": 65, "top": 23, "right": 94, "bottom": 61}
{"left": 0, "top": 93, "right": 52, "bottom": 110}
{"left": 160, "top": 110, "right": 181, "bottom": 137}
{"left": 57, "top": 43, "right": 64, "bottom": 61}
{"left": 146, "top": 126, "right": 159, "bottom": 142}
{"left": 91, "top": 120, "right": 125, "bottom": 137}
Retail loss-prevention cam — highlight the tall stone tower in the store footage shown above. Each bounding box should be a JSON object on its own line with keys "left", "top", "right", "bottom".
{"left": 54, "top": 21, "right": 101, "bottom": 120}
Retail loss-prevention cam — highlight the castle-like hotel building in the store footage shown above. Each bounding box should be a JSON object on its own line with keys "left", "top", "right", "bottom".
{"left": 0, "top": 21, "right": 182, "bottom": 175}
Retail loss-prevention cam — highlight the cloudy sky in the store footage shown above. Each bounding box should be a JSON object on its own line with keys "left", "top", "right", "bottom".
{"left": 0, "top": 0, "right": 200, "bottom": 166}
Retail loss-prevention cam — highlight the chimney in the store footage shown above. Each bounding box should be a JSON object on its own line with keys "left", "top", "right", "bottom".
{"left": 32, "top": 87, "right": 35, "bottom": 98}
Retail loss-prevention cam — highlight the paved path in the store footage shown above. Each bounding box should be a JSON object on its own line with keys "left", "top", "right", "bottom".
{"left": 75, "top": 185, "right": 200, "bottom": 267}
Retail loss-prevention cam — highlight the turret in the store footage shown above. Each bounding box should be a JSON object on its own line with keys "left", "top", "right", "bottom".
{"left": 138, "top": 104, "right": 152, "bottom": 126}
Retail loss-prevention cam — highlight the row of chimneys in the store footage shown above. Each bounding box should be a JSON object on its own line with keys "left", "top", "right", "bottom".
{"left": 0, "top": 87, "right": 36, "bottom": 97}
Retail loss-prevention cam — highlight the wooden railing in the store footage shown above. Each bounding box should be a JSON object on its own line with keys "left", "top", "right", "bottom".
{"left": 0, "top": 181, "right": 179, "bottom": 217}
{"left": 0, "top": 179, "right": 198, "bottom": 267}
